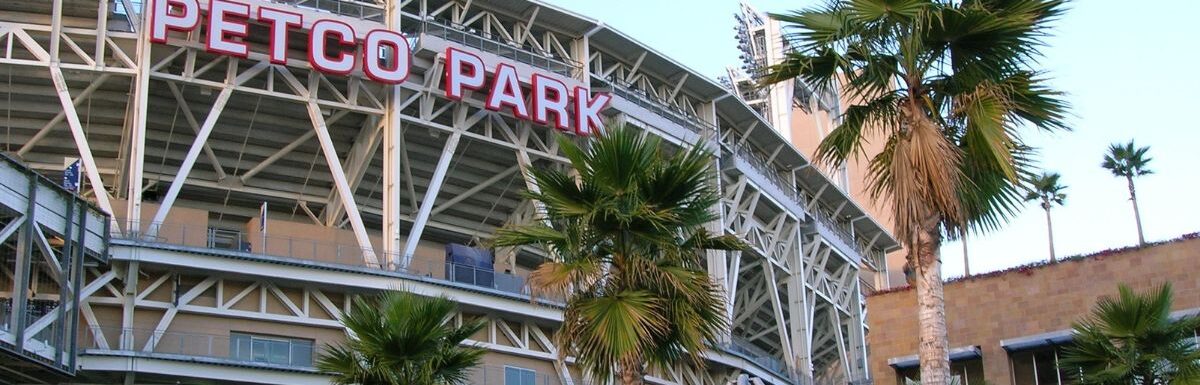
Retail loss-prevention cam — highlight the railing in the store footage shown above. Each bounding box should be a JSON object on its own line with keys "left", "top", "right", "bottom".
{"left": 113, "top": 220, "right": 563, "bottom": 303}
{"left": 81, "top": 327, "right": 562, "bottom": 384}
{"left": 726, "top": 142, "right": 885, "bottom": 261}
{"left": 807, "top": 203, "right": 858, "bottom": 257}
{"left": 267, "top": 0, "right": 386, "bottom": 22}
{"left": 595, "top": 76, "right": 717, "bottom": 137}
{"left": 82, "top": 327, "right": 317, "bottom": 368}
{"left": 464, "top": 365, "right": 563, "bottom": 385}
{"left": 420, "top": 18, "right": 580, "bottom": 77}
{"left": 719, "top": 337, "right": 805, "bottom": 383}
{"left": 727, "top": 142, "right": 808, "bottom": 207}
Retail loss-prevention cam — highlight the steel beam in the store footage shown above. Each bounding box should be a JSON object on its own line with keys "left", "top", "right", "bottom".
{"left": 49, "top": 65, "right": 117, "bottom": 218}
{"left": 306, "top": 102, "right": 379, "bottom": 267}
{"left": 149, "top": 86, "right": 233, "bottom": 230}
{"left": 401, "top": 131, "right": 462, "bottom": 268}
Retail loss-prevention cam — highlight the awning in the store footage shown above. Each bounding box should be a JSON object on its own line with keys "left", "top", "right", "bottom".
{"left": 888, "top": 346, "right": 982, "bottom": 369}
{"left": 1000, "top": 329, "right": 1074, "bottom": 352}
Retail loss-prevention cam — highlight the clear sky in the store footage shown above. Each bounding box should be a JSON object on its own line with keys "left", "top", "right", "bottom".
{"left": 542, "top": 0, "right": 1200, "bottom": 276}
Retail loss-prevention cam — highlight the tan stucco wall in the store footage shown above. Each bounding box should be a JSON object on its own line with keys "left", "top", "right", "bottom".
{"left": 865, "top": 237, "right": 1200, "bottom": 385}
{"left": 244, "top": 217, "right": 453, "bottom": 274}
{"left": 111, "top": 199, "right": 210, "bottom": 248}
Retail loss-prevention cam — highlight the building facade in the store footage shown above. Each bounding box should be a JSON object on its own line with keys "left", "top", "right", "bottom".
{"left": 0, "top": 0, "right": 900, "bottom": 384}
{"left": 866, "top": 234, "right": 1200, "bottom": 385}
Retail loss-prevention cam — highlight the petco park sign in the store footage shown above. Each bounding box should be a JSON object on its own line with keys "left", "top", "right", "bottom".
{"left": 149, "top": 0, "right": 610, "bottom": 135}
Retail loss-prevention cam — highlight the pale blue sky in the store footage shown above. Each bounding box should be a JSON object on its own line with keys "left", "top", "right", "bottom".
{"left": 544, "top": 0, "right": 1200, "bottom": 276}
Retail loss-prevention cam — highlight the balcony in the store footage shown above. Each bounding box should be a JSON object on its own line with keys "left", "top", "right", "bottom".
{"left": 83, "top": 327, "right": 317, "bottom": 370}
{"left": 718, "top": 337, "right": 796, "bottom": 382}
{"left": 594, "top": 76, "right": 718, "bottom": 136}
{"left": 81, "top": 327, "right": 564, "bottom": 385}
{"left": 725, "top": 143, "right": 885, "bottom": 264}
{"left": 418, "top": 18, "right": 580, "bottom": 77}
{"left": 266, "top": 0, "right": 386, "bottom": 22}
{"left": 113, "top": 220, "right": 561, "bottom": 303}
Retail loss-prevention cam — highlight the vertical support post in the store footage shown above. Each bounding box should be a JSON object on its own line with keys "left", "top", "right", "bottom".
{"left": 53, "top": 194, "right": 76, "bottom": 367}
{"left": 119, "top": 260, "right": 139, "bottom": 350}
{"left": 851, "top": 280, "right": 870, "bottom": 382}
{"left": 67, "top": 197, "right": 88, "bottom": 369}
{"left": 787, "top": 225, "right": 814, "bottom": 379}
{"left": 126, "top": 0, "right": 155, "bottom": 234}
{"left": 401, "top": 131, "right": 462, "bottom": 268}
{"left": 381, "top": 0, "right": 404, "bottom": 267}
{"left": 50, "top": 0, "right": 63, "bottom": 63}
{"left": 96, "top": 0, "right": 109, "bottom": 67}
{"left": 11, "top": 171, "right": 37, "bottom": 351}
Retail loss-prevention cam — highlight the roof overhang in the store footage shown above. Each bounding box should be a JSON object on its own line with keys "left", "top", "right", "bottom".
{"left": 888, "top": 345, "right": 982, "bottom": 369}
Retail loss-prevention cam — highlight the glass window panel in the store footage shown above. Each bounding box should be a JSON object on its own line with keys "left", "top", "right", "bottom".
{"left": 946, "top": 358, "right": 986, "bottom": 385}
{"left": 269, "top": 339, "right": 290, "bottom": 364}
{"left": 291, "top": 340, "right": 313, "bottom": 367}
{"left": 505, "top": 366, "right": 535, "bottom": 385}
{"left": 1034, "top": 350, "right": 1060, "bottom": 385}
{"left": 506, "top": 367, "right": 522, "bottom": 385}
{"left": 1011, "top": 350, "right": 1037, "bottom": 385}
{"left": 231, "top": 334, "right": 251, "bottom": 361}
{"left": 896, "top": 367, "right": 920, "bottom": 385}
{"left": 251, "top": 339, "right": 269, "bottom": 362}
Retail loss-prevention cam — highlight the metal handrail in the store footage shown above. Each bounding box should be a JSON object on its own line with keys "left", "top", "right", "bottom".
{"left": 82, "top": 327, "right": 563, "bottom": 384}
{"left": 267, "top": 0, "right": 386, "bottom": 22}
{"left": 420, "top": 18, "right": 580, "bottom": 77}
{"left": 725, "top": 143, "right": 881, "bottom": 260}
{"left": 594, "top": 76, "right": 717, "bottom": 136}
{"left": 111, "top": 220, "right": 559, "bottom": 302}
{"left": 82, "top": 327, "right": 317, "bottom": 368}
{"left": 717, "top": 337, "right": 813, "bottom": 384}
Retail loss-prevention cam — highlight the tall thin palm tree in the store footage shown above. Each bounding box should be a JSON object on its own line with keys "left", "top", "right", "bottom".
{"left": 494, "top": 124, "right": 746, "bottom": 385}
{"left": 317, "top": 290, "right": 486, "bottom": 385}
{"left": 1060, "top": 283, "right": 1200, "bottom": 384}
{"left": 760, "top": 1, "right": 1069, "bottom": 383}
{"left": 1024, "top": 172, "right": 1067, "bottom": 262}
{"left": 1101, "top": 141, "right": 1153, "bottom": 245}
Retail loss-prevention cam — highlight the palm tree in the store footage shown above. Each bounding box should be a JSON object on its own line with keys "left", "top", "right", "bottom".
{"left": 1101, "top": 141, "right": 1153, "bottom": 245}
{"left": 760, "top": 1, "right": 1069, "bottom": 383}
{"left": 494, "top": 124, "right": 746, "bottom": 385}
{"left": 1024, "top": 172, "right": 1067, "bottom": 262}
{"left": 1060, "top": 283, "right": 1200, "bottom": 384}
{"left": 317, "top": 290, "right": 486, "bottom": 385}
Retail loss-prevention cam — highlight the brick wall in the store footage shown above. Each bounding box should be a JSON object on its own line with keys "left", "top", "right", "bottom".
{"left": 865, "top": 235, "right": 1200, "bottom": 385}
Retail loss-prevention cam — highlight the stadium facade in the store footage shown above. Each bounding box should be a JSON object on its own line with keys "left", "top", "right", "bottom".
{"left": 0, "top": 0, "right": 899, "bottom": 384}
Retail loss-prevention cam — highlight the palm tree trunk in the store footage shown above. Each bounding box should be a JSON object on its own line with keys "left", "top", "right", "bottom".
{"left": 914, "top": 214, "right": 950, "bottom": 385}
{"left": 961, "top": 235, "right": 970, "bottom": 277}
{"left": 1044, "top": 203, "right": 1056, "bottom": 263}
{"left": 1126, "top": 175, "right": 1145, "bottom": 245}
{"left": 619, "top": 363, "right": 643, "bottom": 385}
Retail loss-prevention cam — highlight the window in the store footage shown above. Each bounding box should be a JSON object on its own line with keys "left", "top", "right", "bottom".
{"left": 896, "top": 358, "right": 985, "bottom": 385}
{"left": 504, "top": 366, "right": 537, "bottom": 385}
{"left": 1011, "top": 346, "right": 1075, "bottom": 385}
{"left": 230, "top": 332, "right": 314, "bottom": 367}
